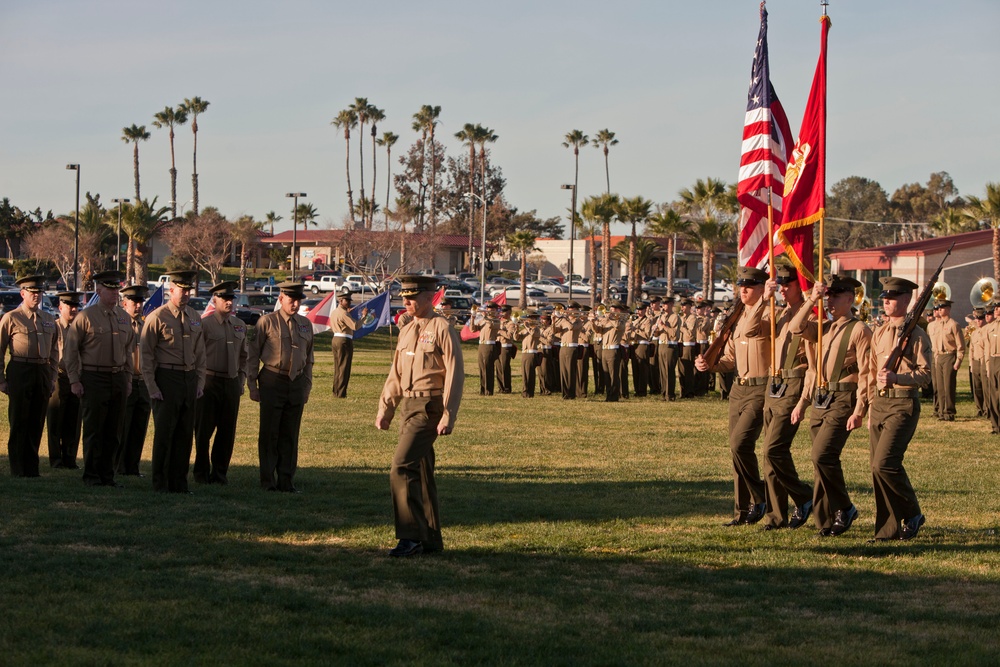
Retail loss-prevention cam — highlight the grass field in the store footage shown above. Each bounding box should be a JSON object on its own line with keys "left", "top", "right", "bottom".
{"left": 1, "top": 330, "right": 998, "bottom": 666}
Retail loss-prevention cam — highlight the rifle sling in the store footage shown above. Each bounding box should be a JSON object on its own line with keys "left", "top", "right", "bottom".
{"left": 829, "top": 320, "right": 859, "bottom": 385}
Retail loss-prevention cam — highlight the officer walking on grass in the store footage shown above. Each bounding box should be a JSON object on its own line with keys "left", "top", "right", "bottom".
{"left": 376, "top": 275, "right": 464, "bottom": 557}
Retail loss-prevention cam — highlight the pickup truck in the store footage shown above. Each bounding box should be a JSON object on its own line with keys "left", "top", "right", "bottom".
{"left": 340, "top": 274, "right": 381, "bottom": 296}
{"left": 304, "top": 275, "right": 342, "bottom": 294}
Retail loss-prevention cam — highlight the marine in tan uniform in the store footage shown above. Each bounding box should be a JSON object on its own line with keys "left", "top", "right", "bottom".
{"left": 630, "top": 302, "right": 652, "bottom": 397}
{"left": 678, "top": 298, "right": 699, "bottom": 398}
{"left": 193, "top": 281, "right": 248, "bottom": 485}
{"left": 515, "top": 312, "right": 542, "bottom": 397}
{"left": 496, "top": 305, "right": 517, "bottom": 394}
{"left": 926, "top": 298, "right": 965, "bottom": 421}
{"left": 538, "top": 312, "right": 556, "bottom": 395}
{"left": 866, "top": 276, "right": 932, "bottom": 540}
{"left": 376, "top": 275, "right": 464, "bottom": 557}
{"left": 141, "top": 270, "right": 206, "bottom": 493}
{"left": 652, "top": 295, "right": 681, "bottom": 401}
{"left": 117, "top": 285, "right": 151, "bottom": 476}
{"left": 330, "top": 292, "right": 364, "bottom": 398}
{"left": 791, "top": 275, "right": 872, "bottom": 537}
{"left": 968, "top": 308, "right": 987, "bottom": 418}
{"left": 577, "top": 305, "right": 593, "bottom": 397}
{"left": 986, "top": 301, "right": 1000, "bottom": 434}
{"left": 646, "top": 296, "right": 662, "bottom": 395}
{"left": 759, "top": 267, "right": 814, "bottom": 530}
{"left": 694, "top": 301, "right": 713, "bottom": 396}
{"left": 696, "top": 267, "right": 769, "bottom": 525}
{"left": 593, "top": 300, "right": 628, "bottom": 402}
{"left": 0, "top": 275, "right": 58, "bottom": 477}
{"left": 248, "top": 281, "right": 314, "bottom": 492}
{"left": 469, "top": 302, "right": 500, "bottom": 396}
{"left": 46, "top": 290, "right": 83, "bottom": 469}
{"left": 64, "top": 271, "right": 134, "bottom": 486}
{"left": 553, "top": 301, "right": 585, "bottom": 399}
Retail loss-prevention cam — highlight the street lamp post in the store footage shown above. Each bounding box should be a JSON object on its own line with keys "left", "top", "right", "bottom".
{"left": 111, "top": 198, "right": 130, "bottom": 273}
{"left": 464, "top": 192, "right": 488, "bottom": 304}
{"left": 561, "top": 184, "right": 577, "bottom": 297}
{"left": 286, "top": 193, "right": 307, "bottom": 279}
{"left": 66, "top": 164, "right": 80, "bottom": 290}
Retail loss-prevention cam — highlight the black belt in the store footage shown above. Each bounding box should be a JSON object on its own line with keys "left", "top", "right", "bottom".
{"left": 10, "top": 357, "right": 48, "bottom": 365}
{"left": 825, "top": 381, "right": 858, "bottom": 392}
{"left": 778, "top": 368, "right": 806, "bottom": 379}
{"left": 876, "top": 388, "right": 919, "bottom": 398}
{"left": 158, "top": 363, "right": 193, "bottom": 371}
{"left": 205, "top": 370, "right": 237, "bottom": 378}
{"left": 83, "top": 364, "right": 126, "bottom": 373}
{"left": 402, "top": 389, "right": 443, "bottom": 398}
{"left": 736, "top": 376, "right": 769, "bottom": 387}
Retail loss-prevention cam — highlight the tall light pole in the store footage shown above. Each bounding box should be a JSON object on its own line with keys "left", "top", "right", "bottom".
{"left": 286, "top": 193, "right": 306, "bottom": 278}
{"left": 464, "top": 192, "right": 488, "bottom": 304}
{"left": 111, "top": 198, "right": 130, "bottom": 273}
{"left": 168, "top": 199, "right": 193, "bottom": 219}
{"left": 65, "top": 164, "right": 80, "bottom": 290}
{"left": 561, "top": 184, "right": 577, "bottom": 297}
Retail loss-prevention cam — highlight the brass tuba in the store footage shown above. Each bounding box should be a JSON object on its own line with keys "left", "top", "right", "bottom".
{"left": 970, "top": 277, "right": 997, "bottom": 309}
{"left": 931, "top": 281, "right": 952, "bottom": 302}
{"left": 853, "top": 283, "right": 867, "bottom": 308}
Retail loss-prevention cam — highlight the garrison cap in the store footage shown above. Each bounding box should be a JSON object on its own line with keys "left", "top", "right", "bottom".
{"left": 484, "top": 301, "right": 499, "bottom": 310}
{"left": 397, "top": 274, "right": 438, "bottom": 298}
{"left": 500, "top": 304, "right": 513, "bottom": 313}
{"left": 15, "top": 274, "right": 47, "bottom": 292}
{"left": 337, "top": 291, "right": 353, "bottom": 302}
{"left": 276, "top": 281, "right": 306, "bottom": 299}
{"left": 120, "top": 285, "right": 148, "bottom": 302}
{"left": 523, "top": 312, "right": 540, "bottom": 320}
{"left": 92, "top": 270, "right": 125, "bottom": 289}
{"left": 55, "top": 290, "right": 84, "bottom": 306}
{"left": 649, "top": 296, "right": 662, "bottom": 304}
{"left": 608, "top": 299, "right": 627, "bottom": 310}
{"left": 680, "top": 297, "right": 695, "bottom": 307}
{"left": 662, "top": 294, "right": 677, "bottom": 302}
{"left": 165, "top": 270, "right": 197, "bottom": 289}
{"left": 993, "top": 299, "right": 1000, "bottom": 311}
{"left": 973, "top": 307, "right": 986, "bottom": 318}
{"left": 567, "top": 300, "right": 581, "bottom": 309}
{"left": 879, "top": 276, "right": 919, "bottom": 297}
{"left": 775, "top": 265, "right": 798, "bottom": 285}
{"left": 701, "top": 300, "right": 714, "bottom": 308}
{"left": 736, "top": 266, "right": 768, "bottom": 286}
{"left": 827, "top": 275, "right": 862, "bottom": 295}
{"left": 581, "top": 305, "right": 592, "bottom": 312}
{"left": 935, "top": 298, "right": 954, "bottom": 308}
{"left": 209, "top": 281, "right": 238, "bottom": 298}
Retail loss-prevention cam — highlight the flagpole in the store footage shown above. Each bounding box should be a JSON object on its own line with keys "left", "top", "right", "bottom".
{"left": 767, "top": 186, "right": 777, "bottom": 381}
{"left": 816, "top": 1, "right": 829, "bottom": 394}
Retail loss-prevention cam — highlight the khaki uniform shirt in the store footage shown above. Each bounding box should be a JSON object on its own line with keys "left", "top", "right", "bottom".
{"left": 128, "top": 314, "right": 144, "bottom": 379}
{"left": 652, "top": 312, "right": 681, "bottom": 345}
{"left": 377, "top": 313, "right": 464, "bottom": 430}
{"left": 0, "top": 304, "right": 59, "bottom": 383}
{"left": 762, "top": 300, "right": 809, "bottom": 374}
{"left": 712, "top": 298, "right": 768, "bottom": 378}
{"left": 866, "top": 318, "right": 932, "bottom": 398}
{"left": 970, "top": 326, "right": 986, "bottom": 363}
{"left": 248, "top": 310, "right": 314, "bottom": 395}
{"left": 553, "top": 314, "right": 584, "bottom": 345}
{"left": 791, "top": 299, "right": 873, "bottom": 419}
{"left": 593, "top": 316, "right": 627, "bottom": 347}
{"left": 927, "top": 316, "right": 966, "bottom": 363}
{"left": 680, "top": 313, "right": 698, "bottom": 344}
{"left": 140, "top": 301, "right": 207, "bottom": 396}
{"left": 55, "top": 317, "right": 72, "bottom": 375}
{"left": 469, "top": 313, "right": 500, "bottom": 343}
{"left": 65, "top": 303, "right": 135, "bottom": 385}
{"left": 539, "top": 323, "right": 555, "bottom": 348}
{"left": 695, "top": 315, "right": 711, "bottom": 343}
{"left": 987, "top": 320, "right": 1000, "bottom": 373}
{"left": 201, "top": 312, "right": 249, "bottom": 387}
{"left": 633, "top": 316, "right": 653, "bottom": 344}
{"left": 516, "top": 325, "right": 541, "bottom": 351}
{"left": 497, "top": 318, "right": 518, "bottom": 346}
{"left": 330, "top": 305, "right": 358, "bottom": 336}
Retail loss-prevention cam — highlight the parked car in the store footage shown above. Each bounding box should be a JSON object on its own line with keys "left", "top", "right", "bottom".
{"left": 694, "top": 281, "right": 734, "bottom": 303}
{"left": 486, "top": 276, "right": 517, "bottom": 288}
{"left": 188, "top": 296, "right": 210, "bottom": 314}
{"left": 233, "top": 292, "right": 278, "bottom": 325}
{"left": 527, "top": 279, "right": 568, "bottom": 294}
{"left": 0, "top": 290, "right": 23, "bottom": 314}
{"left": 298, "top": 297, "right": 323, "bottom": 317}
{"left": 441, "top": 295, "right": 476, "bottom": 324}
{"left": 494, "top": 286, "right": 549, "bottom": 307}
{"left": 672, "top": 279, "right": 700, "bottom": 297}
{"left": 639, "top": 278, "right": 670, "bottom": 300}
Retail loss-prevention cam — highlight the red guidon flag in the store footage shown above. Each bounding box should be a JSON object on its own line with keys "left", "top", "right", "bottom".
{"left": 776, "top": 13, "right": 831, "bottom": 290}
{"left": 459, "top": 291, "right": 506, "bottom": 342}
{"left": 737, "top": 2, "right": 794, "bottom": 271}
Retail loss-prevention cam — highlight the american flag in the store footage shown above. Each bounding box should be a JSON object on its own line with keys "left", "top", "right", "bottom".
{"left": 737, "top": 2, "right": 793, "bottom": 270}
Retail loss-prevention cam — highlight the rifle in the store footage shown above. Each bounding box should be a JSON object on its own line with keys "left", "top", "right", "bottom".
{"left": 884, "top": 241, "right": 955, "bottom": 380}
{"left": 702, "top": 299, "right": 745, "bottom": 369}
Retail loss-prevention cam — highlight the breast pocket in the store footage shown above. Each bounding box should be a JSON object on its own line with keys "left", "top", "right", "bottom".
{"left": 418, "top": 342, "right": 441, "bottom": 371}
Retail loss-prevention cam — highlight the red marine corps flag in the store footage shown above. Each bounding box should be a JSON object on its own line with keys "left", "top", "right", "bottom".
{"left": 737, "top": 2, "right": 794, "bottom": 271}
{"left": 775, "top": 12, "right": 832, "bottom": 289}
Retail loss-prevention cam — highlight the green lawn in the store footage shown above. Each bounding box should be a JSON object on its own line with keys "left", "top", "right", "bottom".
{"left": 1, "top": 331, "right": 997, "bottom": 666}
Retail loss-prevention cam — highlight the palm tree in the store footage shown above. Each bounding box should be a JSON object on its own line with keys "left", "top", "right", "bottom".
{"left": 687, "top": 219, "right": 732, "bottom": 301}
{"left": 413, "top": 105, "right": 442, "bottom": 233}
{"left": 376, "top": 131, "right": 399, "bottom": 231}
{"left": 351, "top": 98, "right": 374, "bottom": 226}
{"left": 331, "top": 108, "right": 359, "bottom": 225}
{"left": 231, "top": 215, "right": 264, "bottom": 291}
{"left": 965, "top": 182, "right": 1000, "bottom": 281}
{"left": 120, "top": 197, "right": 170, "bottom": 285}
{"left": 590, "top": 192, "right": 620, "bottom": 300}
{"left": 647, "top": 205, "right": 689, "bottom": 295}
{"left": 612, "top": 237, "right": 660, "bottom": 296}
{"left": 592, "top": 129, "right": 618, "bottom": 193}
{"left": 455, "top": 123, "right": 478, "bottom": 268}
{"left": 678, "top": 178, "right": 734, "bottom": 300}
{"left": 367, "top": 105, "right": 385, "bottom": 229}
{"left": 121, "top": 124, "right": 151, "bottom": 201}
{"left": 615, "top": 196, "right": 653, "bottom": 306}
{"left": 474, "top": 124, "right": 499, "bottom": 275}
{"left": 578, "top": 198, "right": 604, "bottom": 308}
{"left": 506, "top": 230, "right": 537, "bottom": 309}
{"left": 563, "top": 130, "right": 589, "bottom": 239}
{"left": 180, "top": 97, "right": 210, "bottom": 215}
{"left": 295, "top": 203, "right": 320, "bottom": 228}
{"left": 152, "top": 105, "right": 189, "bottom": 219}
{"left": 264, "top": 210, "right": 282, "bottom": 236}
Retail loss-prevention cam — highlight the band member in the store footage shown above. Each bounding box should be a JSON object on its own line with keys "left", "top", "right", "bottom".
{"left": 969, "top": 308, "right": 987, "bottom": 418}
{"left": 986, "top": 300, "right": 1000, "bottom": 434}
{"left": 647, "top": 296, "right": 662, "bottom": 395}
{"left": 0, "top": 275, "right": 59, "bottom": 477}
{"left": 790, "top": 275, "right": 872, "bottom": 537}
{"left": 653, "top": 295, "right": 681, "bottom": 401}
{"left": 495, "top": 305, "right": 516, "bottom": 394}
{"left": 866, "top": 276, "right": 932, "bottom": 540}
{"left": 696, "top": 267, "right": 769, "bottom": 525}
{"left": 926, "top": 298, "right": 965, "bottom": 421}
{"left": 538, "top": 312, "right": 556, "bottom": 395}
{"left": 594, "top": 300, "right": 628, "bottom": 402}
{"left": 117, "top": 285, "right": 151, "bottom": 476}
{"left": 330, "top": 292, "right": 366, "bottom": 398}
{"left": 759, "top": 267, "right": 814, "bottom": 530}
{"left": 578, "top": 305, "right": 593, "bottom": 397}
{"left": 631, "top": 302, "right": 652, "bottom": 397}
{"left": 376, "top": 275, "right": 464, "bottom": 557}
{"left": 515, "top": 312, "right": 542, "bottom": 397}
{"left": 469, "top": 302, "right": 500, "bottom": 396}
{"left": 47, "top": 291, "right": 84, "bottom": 469}
{"left": 589, "top": 305, "right": 606, "bottom": 396}
{"left": 553, "top": 301, "right": 585, "bottom": 399}
{"left": 679, "top": 298, "right": 698, "bottom": 398}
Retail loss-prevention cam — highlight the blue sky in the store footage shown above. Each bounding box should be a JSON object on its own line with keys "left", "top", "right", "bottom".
{"left": 2, "top": 0, "right": 997, "bottom": 235}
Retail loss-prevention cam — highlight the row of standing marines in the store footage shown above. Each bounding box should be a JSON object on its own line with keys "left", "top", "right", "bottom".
{"left": 4, "top": 266, "right": 991, "bottom": 555}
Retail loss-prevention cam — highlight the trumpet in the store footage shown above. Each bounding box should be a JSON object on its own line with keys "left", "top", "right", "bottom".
{"left": 970, "top": 277, "right": 997, "bottom": 308}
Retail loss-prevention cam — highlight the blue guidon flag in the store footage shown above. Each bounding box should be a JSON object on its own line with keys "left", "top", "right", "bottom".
{"left": 350, "top": 291, "right": 392, "bottom": 340}
{"left": 142, "top": 284, "right": 164, "bottom": 316}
